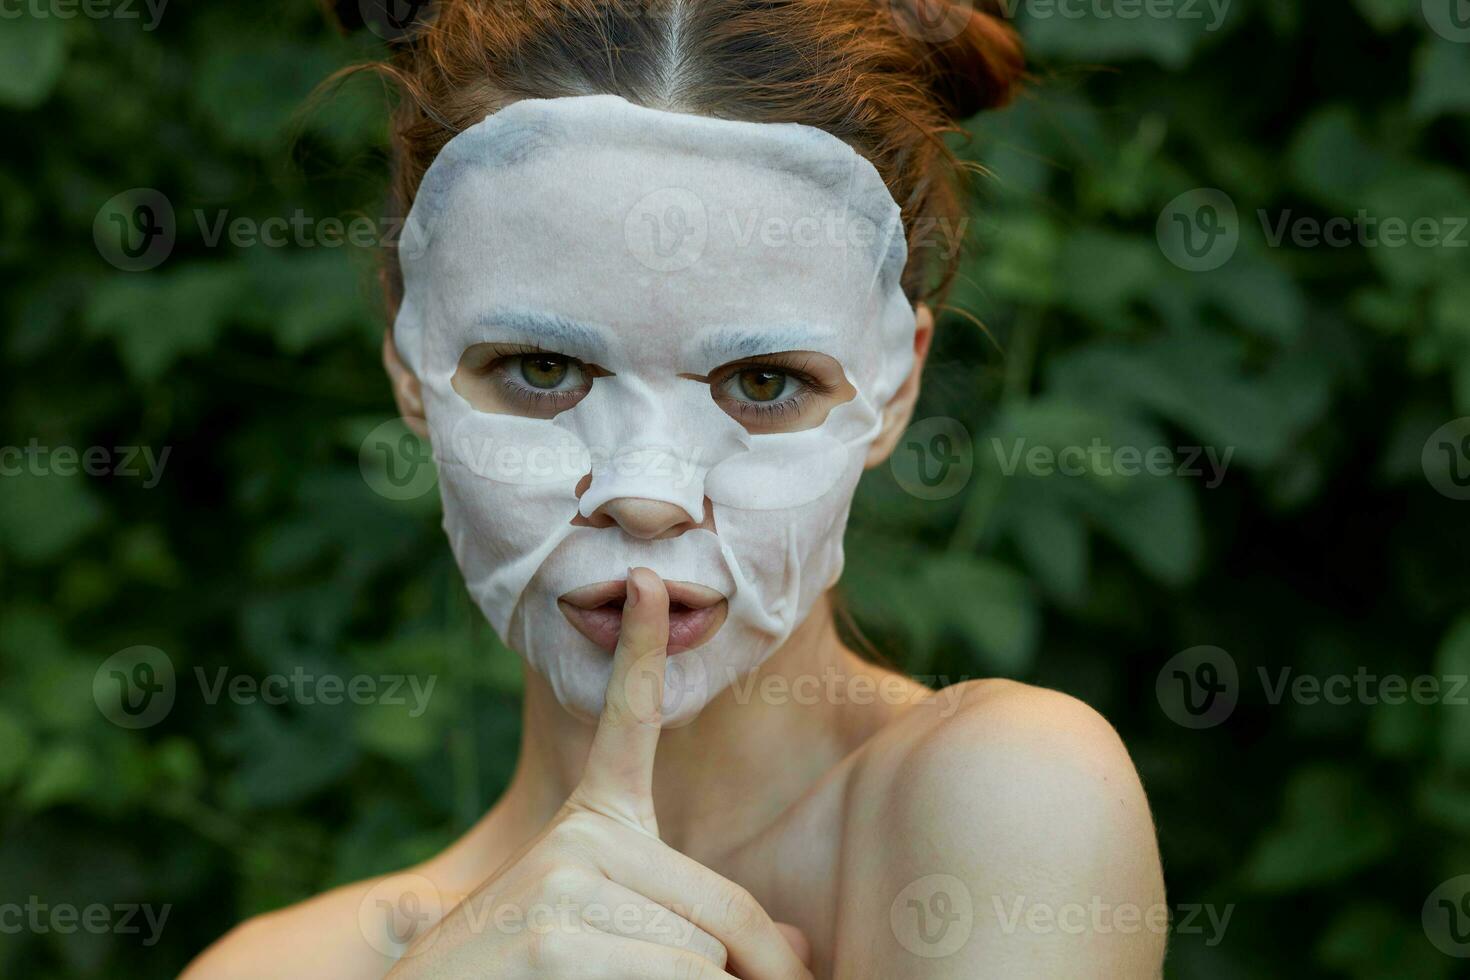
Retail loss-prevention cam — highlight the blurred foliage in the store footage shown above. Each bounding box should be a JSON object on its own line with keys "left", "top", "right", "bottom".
{"left": 1, "top": 0, "right": 1468, "bottom": 976}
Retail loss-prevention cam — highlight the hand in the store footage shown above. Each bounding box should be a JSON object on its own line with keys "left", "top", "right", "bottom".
{"left": 387, "top": 567, "right": 813, "bottom": 979}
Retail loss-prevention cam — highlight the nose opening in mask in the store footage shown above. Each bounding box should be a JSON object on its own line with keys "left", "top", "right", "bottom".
{"left": 574, "top": 443, "right": 710, "bottom": 525}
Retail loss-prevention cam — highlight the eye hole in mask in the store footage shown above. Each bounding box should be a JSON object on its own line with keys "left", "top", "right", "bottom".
{"left": 694, "top": 350, "right": 857, "bottom": 435}
{"left": 452, "top": 341, "right": 612, "bottom": 419}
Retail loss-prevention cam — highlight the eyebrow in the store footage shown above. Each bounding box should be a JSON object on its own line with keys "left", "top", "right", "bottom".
{"left": 697, "top": 323, "right": 839, "bottom": 362}
{"left": 472, "top": 309, "right": 611, "bottom": 359}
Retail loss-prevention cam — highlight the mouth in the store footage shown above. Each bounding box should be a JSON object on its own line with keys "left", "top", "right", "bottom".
{"left": 558, "top": 579, "right": 728, "bottom": 654}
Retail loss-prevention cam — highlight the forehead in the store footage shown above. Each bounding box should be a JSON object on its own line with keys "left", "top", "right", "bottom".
{"left": 405, "top": 99, "right": 906, "bottom": 353}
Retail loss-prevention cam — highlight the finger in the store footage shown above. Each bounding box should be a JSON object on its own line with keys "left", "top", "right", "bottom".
{"left": 569, "top": 566, "right": 669, "bottom": 835}
{"left": 590, "top": 822, "right": 813, "bottom": 980}
{"left": 587, "top": 880, "right": 727, "bottom": 970}
{"left": 556, "top": 932, "right": 737, "bottom": 979}
{"left": 774, "top": 923, "right": 811, "bottom": 968}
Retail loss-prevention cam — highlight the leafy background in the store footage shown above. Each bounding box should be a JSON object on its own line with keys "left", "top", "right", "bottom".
{"left": 1, "top": 0, "right": 1468, "bottom": 976}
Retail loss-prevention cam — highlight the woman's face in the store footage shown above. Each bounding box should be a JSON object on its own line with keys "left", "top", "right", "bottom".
{"left": 394, "top": 96, "right": 917, "bottom": 724}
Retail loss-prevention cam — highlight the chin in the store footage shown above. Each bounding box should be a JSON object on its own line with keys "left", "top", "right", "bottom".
{"left": 510, "top": 610, "right": 770, "bottom": 728}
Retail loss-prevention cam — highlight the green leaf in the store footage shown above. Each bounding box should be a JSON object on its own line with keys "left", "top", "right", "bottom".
{"left": 1243, "top": 766, "right": 1397, "bottom": 891}
{"left": 922, "top": 554, "right": 1041, "bottom": 676}
{"left": 1350, "top": 0, "right": 1421, "bottom": 30}
{"left": 221, "top": 707, "right": 361, "bottom": 809}
{"left": 1009, "top": 496, "right": 1090, "bottom": 606}
{"left": 0, "top": 709, "right": 34, "bottom": 791}
{"left": 1020, "top": 2, "right": 1230, "bottom": 69}
{"left": 1317, "top": 901, "right": 1454, "bottom": 980}
{"left": 241, "top": 248, "right": 377, "bottom": 353}
{"left": 841, "top": 532, "right": 943, "bottom": 663}
{"left": 20, "top": 743, "right": 100, "bottom": 811}
{"left": 192, "top": 37, "right": 341, "bottom": 150}
{"left": 1054, "top": 228, "right": 1161, "bottom": 328}
{"left": 1287, "top": 107, "right": 1397, "bottom": 212}
{"left": 85, "top": 263, "right": 251, "bottom": 381}
{"left": 1417, "top": 773, "right": 1470, "bottom": 834}
{"left": 1192, "top": 254, "right": 1307, "bottom": 344}
{"left": 1412, "top": 38, "right": 1470, "bottom": 119}
{"left": 0, "top": 13, "right": 66, "bottom": 108}
{"left": 0, "top": 471, "right": 105, "bottom": 563}
{"left": 1361, "top": 169, "right": 1470, "bottom": 288}
{"left": 1083, "top": 468, "right": 1203, "bottom": 587}
{"left": 1435, "top": 615, "right": 1470, "bottom": 768}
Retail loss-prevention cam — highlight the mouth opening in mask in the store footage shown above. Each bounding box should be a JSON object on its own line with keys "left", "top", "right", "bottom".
{"left": 558, "top": 579, "right": 729, "bottom": 654}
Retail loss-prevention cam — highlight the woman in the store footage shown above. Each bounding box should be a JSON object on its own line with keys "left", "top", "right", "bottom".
{"left": 187, "top": 0, "right": 1165, "bottom": 976}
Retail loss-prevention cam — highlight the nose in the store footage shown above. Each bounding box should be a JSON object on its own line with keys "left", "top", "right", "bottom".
{"left": 587, "top": 496, "right": 702, "bottom": 539}
{"left": 573, "top": 472, "right": 711, "bottom": 538}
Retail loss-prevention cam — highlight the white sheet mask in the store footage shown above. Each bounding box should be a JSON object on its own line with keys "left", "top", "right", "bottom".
{"left": 395, "top": 94, "right": 916, "bottom": 725}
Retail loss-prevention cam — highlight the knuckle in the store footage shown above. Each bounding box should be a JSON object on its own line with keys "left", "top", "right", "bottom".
{"left": 523, "top": 928, "right": 555, "bottom": 972}
{"left": 696, "top": 933, "right": 729, "bottom": 970}
{"left": 713, "top": 883, "right": 762, "bottom": 940}
{"left": 538, "top": 864, "right": 590, "bottom": 900}
{"left": 672, "top": 949, "right": 719, "bottom": 980}
{"left": 554, "top": 809, "right": 606, "bottom": 847}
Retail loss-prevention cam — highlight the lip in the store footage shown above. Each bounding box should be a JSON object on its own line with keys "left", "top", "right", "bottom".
{"left": 558, "top": 579, "right": 728, "bottom": 654}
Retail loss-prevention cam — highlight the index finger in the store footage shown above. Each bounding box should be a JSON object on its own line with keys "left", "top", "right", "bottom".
{"left": 568, "top": 566, "right": 669, "bottom": 836}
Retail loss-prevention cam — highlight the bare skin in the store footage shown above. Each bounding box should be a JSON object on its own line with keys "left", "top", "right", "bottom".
{"left": 185, "top": 307, "right": 1166, "bottom": 978}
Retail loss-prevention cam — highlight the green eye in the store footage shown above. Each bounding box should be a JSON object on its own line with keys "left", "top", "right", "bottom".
{"left": 520, "top": 355, "right": 569, "bottom": 389}
{"left": 736, "top": 369, "right": 789, "bottom": 402}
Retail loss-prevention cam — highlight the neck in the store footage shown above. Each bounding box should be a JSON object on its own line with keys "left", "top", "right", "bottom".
{"left": 492, "top": 593, "right": 902, "bottom": 861}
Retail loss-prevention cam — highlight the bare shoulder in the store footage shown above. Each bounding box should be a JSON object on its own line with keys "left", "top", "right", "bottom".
{"left": 833, "top": 679, "right": 1167, "bottom": 978}
{"left": 181, "top": 864, "right": 459, "bottom": 979}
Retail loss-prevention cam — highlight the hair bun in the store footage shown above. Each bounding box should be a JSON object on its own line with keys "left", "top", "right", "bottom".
{"left": 894, "top": 0, "right": 1026, "bottom": 119}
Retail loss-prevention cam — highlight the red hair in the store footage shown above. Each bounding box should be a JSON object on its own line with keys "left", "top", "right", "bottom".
{"left": 326, "top": 0, "right": 1024, "bottom": 308}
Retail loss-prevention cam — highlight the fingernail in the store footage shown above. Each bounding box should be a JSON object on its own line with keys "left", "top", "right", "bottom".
{"left": 625, "top": 567, "right": 641, "bottom": 610}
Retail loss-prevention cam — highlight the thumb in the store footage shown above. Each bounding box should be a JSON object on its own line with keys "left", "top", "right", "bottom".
{"left": 568, "top": 566, "right": 669, "bottom": 837}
